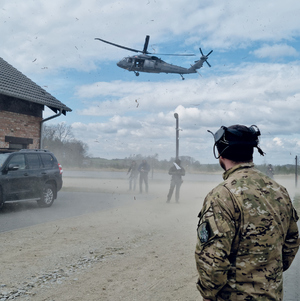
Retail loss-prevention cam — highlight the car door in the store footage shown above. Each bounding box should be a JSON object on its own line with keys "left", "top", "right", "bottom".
{"left": 4, "top": 154, "right": 32, "bottom": 200}
{"left": 25, "top": 153, "right": 42, "bottom": 198}
{"left": 39, "top": 152, "right": 56, "bottom": 183}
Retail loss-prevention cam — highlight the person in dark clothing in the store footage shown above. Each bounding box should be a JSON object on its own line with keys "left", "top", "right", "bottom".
{"left": 138, "top": 160, "right": 150, "bottom": 193}
{"left": 167, "top": 158, "right": 185, "bottom": 203}
{"left": 266, "top": 163, "right": 274, "bottom": 178}
{"left": 127, "top": 160, "right": 139, "bottom": 190}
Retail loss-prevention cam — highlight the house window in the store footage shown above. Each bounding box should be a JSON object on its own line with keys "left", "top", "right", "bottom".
{"left": 5, "top": 136, "right": 33, "bottom": 150}
{"left": 8, "top": 143, "right": 28, "bottom": 150}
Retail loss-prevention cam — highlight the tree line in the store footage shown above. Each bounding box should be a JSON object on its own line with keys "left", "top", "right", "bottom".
{"left": 85, "top": 154, "right": 206, "bottom": 173}
{"left": 42, "top": 123, "right": 88, "bottom": 167}
{"left": 43, "top": 123, "right": 299, "bottom": 174}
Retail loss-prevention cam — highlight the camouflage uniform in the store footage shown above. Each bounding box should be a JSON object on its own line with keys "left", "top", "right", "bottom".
{"left": 195, "top": 163, "right": 300, "bottom": 301}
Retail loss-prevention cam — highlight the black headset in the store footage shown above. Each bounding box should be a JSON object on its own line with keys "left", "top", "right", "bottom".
{"left": 208, "top": 125, "right": 264, "bottom": 159}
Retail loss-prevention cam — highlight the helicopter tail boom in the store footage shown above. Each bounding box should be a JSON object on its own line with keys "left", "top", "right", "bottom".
{"left": 188, "top": 48, "right": 213, "bottom": 72}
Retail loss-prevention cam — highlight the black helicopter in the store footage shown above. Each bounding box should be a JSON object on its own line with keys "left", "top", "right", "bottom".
{"left": 95, "top": 35, "right": 213, "bottom": 80}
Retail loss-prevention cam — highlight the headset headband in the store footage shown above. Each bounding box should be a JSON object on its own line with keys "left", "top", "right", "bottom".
{"left": 207, "top": 125, "right": 264, "bottom": 159}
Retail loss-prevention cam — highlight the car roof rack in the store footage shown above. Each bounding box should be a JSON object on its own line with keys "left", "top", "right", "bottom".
{"left": 19, "top": 149, "right": 50, "bottom": 152}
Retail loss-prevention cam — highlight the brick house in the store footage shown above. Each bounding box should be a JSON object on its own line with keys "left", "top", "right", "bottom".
{"left": 0, "top": 57, "right": 71, "bottom": 152}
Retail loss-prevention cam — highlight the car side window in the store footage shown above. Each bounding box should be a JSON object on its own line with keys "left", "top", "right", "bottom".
{"left": 26, "top": 154, "right": 41, "bottom": 169}
{"left": 40, "top": 153, "right": 54, "bottom": 168}
{"left": 8, "top": 154, "right": 26, "bottom": 170}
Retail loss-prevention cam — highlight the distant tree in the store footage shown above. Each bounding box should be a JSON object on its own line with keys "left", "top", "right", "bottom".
{"left": 193, "top": 160, "right": 201, "bottom": 171}
{"left": 55, "top": 123, "right": 74, "bottom": 142}
{"left": 42, "top": 123, "right": 88, "bottom": 167}
{"left": 43, "top": 123, "right": 73, "bottom": 143}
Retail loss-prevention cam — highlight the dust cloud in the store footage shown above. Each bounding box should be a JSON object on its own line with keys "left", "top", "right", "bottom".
{"left": 0, "top": 170, "right": 298, "bottom": 300}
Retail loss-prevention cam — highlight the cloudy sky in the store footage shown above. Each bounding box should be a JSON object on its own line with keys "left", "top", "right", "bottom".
{"left": 1, "top": 0, "right": 300, "bottom": 165}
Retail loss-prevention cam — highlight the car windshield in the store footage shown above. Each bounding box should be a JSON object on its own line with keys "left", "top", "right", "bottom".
{"left": 0, "top": 153, "right": 10, "bottom": 168}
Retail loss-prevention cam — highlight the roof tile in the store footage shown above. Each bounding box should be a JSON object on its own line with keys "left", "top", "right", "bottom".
{"left": 0, "top": 57, "right": 71, "bottom": 114}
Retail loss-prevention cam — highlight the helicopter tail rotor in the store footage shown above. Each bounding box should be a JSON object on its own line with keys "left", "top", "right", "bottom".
{"left": 199, "top": 48, "right": 213, "bottom": 67}
{"left": 189, "top": 47, "right": 213, "bottom": 72}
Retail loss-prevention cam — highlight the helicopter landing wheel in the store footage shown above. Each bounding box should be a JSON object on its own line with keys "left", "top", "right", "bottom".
{"left": 180, "top": 74, "right": 185, "bottom": 80}
{"left": 135, "top": 72, "right": 140, "bottom": 76}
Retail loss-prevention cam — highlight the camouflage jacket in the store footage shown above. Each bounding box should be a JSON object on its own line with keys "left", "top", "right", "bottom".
{"left": 195, "top": 163, "right": 300, "bottom": 301}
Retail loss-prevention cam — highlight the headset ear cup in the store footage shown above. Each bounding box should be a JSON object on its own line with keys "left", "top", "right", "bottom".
{"left": 215, "top": 141, "right": 230, "bottom": 159}
{"left": 250, "top": 125, "right": 261, "bottom": 137}
{"left": 213, "top": 143, "right": 218, "bottom": 159}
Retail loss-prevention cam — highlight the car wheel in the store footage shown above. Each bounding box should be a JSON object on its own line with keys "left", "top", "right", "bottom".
{"left": 38, "top": 184, "right": 55, "bottom": 207}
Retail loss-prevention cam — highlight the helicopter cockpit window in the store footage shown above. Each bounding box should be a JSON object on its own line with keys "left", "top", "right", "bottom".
{"left": 127, "top": 58, "right": 132, "bottom": 63}
{"left": 135, "top": 59, "right": 144, "bottom": 68}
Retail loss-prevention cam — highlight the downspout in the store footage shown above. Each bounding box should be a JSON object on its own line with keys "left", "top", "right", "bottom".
{"left": 40, "top": 108, "right": 62, "bottom": 149}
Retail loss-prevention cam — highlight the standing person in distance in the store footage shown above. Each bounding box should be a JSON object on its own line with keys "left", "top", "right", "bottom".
{"left": 127, "top": 160, "right": 139, "bottom": 191}
{"left": 167, "top": 158, "right": 185, "bottom": 203}
{"left": 138, "top": 160, "right": 150, "bottom": 193}
{"left": 266, "top": 163, "right": 274, "bottom": 179}
{"left": 195, "top": 124, "right": 300, "bottom": 301}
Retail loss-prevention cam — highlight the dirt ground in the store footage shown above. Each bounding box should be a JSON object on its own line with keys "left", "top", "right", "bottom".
{"left": 1, "top": 173, "right": 298, "bottom": 301}
{"left": 1, "top": 174, "right": 221, "bottom": 301}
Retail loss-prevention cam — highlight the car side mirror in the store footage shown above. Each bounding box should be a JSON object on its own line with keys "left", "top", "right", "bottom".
{"left": 8, "top": 164, "right": 19, "bottom": 171}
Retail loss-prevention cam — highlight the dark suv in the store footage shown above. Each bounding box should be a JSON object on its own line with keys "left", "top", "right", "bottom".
{"left": 0, "top": 149, "right": 63, "bottom": 209}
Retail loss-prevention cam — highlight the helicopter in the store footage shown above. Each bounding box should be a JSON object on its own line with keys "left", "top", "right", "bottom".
{"left": 95, "top": 35, "right": 213, "bottom": 80}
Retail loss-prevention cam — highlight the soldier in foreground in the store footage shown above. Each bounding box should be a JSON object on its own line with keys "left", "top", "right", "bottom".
{"left": 195, "top": 124, "right": 300, "bottom": 301}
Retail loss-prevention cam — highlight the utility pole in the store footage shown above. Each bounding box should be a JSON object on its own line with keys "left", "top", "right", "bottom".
{"left": 296, "top": 156, "right": 298, "bottom": 188}
{"left": 174, "top": 113, "right": 179, "bottom": 160}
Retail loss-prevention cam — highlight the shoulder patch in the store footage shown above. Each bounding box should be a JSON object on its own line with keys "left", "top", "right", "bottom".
{"left": 197, "top": 222, "right": 211, "bottom": 243}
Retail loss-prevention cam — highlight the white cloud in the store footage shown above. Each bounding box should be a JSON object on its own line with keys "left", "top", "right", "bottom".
{"left": 273, "top": 137, "right": 284, "bottom": 147}
{"left": 252, "top": 44, "right": 299, "bottom": 59}
{"left": 2, "top": 0, "right": 300, "bottom": 74}
{"left": 76, "top": 62, "right": 300, "bottom": 127}
{"left": 2, "top": 0, "right": 300, "bottom": 164}
{"left": 68, "top": 60, "right": 300, "bottom": 162}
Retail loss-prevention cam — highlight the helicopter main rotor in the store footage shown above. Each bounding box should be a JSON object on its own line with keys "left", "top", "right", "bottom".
{"left": 95, "top": 35, "right": 196, "bottom": 56}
